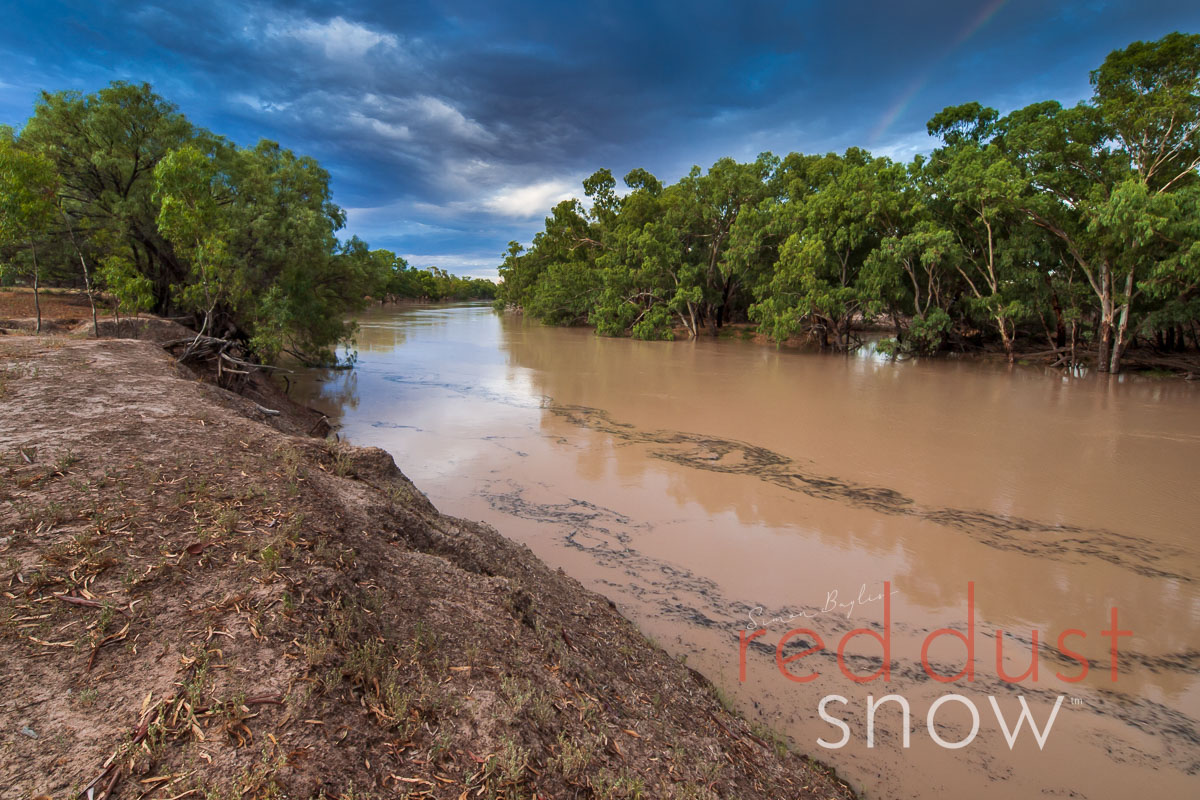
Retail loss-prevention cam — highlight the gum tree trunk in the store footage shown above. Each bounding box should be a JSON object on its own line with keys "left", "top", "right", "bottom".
{"left": 1109, "top": 270, "right": 1135, "bottom": 373}
{"left": 1096, "top": 266, "right": 1113, "bottom": 373}
{"left": 30, "top": 242, "right": 42, "bottom": 334}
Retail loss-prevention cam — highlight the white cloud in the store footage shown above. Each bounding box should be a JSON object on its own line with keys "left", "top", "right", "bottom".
{"left": 401, "top": 253, "right": 501, "bottom": 281}
{"left": 872, "top": 128, "right": 935, "bottom": 162}
{"left": 444, "top": 157, "right": 494, "bottom": 181}
{"left": 229, "top": 93, "right": 291, "bottom": 113}
{"left": 403, "top": 95, "right": 494, "bottom": 144}
{"left": 422, "top": 157, "right": 499, "bottom": 198}
{"left": 341, "top": 94, "right": 493, "bottom": 152}
{"left": 348, "top": 110, "right": 411, "bottom": 140}
{"left": 272, "top": 16, "right": 398, "bottom": 61}
{"left": 343, "top": 202, "right": 465, "bottom": 239}
{"left": 483, "top": 179, "right": 577, "bottom": 218}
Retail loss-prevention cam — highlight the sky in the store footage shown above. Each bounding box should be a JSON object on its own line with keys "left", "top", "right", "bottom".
{"left": 2, "top": 1, "right": 1198, "bottom": 279}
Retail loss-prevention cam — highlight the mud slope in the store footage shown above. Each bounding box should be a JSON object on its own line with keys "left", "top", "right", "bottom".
{"left": 0, "top": 335, "right": 856, "bottom": 800}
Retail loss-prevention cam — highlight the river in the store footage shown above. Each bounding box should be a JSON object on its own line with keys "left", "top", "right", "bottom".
{"left": 293, "top": 302, "right": 1200, "bottom": 800}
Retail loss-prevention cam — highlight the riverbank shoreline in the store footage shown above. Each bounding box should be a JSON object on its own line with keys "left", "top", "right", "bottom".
{"left": 292, "top": 300, "right": 1200, "bottom": 800}
{"left": 488, "top": 302, "right": 1200, "bottom": 379}
{"left": 6, "top": 288, "right": 1197, "bottom": 380}
{"left": 0, "top": 317, "right": 858, "bottom": 798}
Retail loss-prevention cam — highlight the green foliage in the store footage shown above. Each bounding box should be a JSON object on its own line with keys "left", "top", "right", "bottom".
{"left": 926, "top": 102, "right": 999, "bottom": 145}
{"left": 0, "top": 138, "right": 57, "bottom": 274}
{"left": 0, "top": 137, "right": 58, "bottom": 329}
{"left": 154, "top": 145, "right": 246, "bottom": 335}
{"left": 333, "top": 243, "right": 494, "bottom": 303}
{"left": 630, "top": 303, "right": 676, "bottom": 340}
{"left": 526, "top": 261, "right": 601, "bottom": 325}
{"left": 20, "top": 82, "right": 194, "bottom": 303}
{"left": 496, "top": 32, "right": 1200, "bottom": 372}
{"left": 905, "top": 307, "right": 953, "bottom": 355}
{"left": 752, "top": 149, "right": 907, "bottom": 348}
{"left": 97, "top": 255, "right": 154, "bottom": 316}
{"left": 146, "top": 137, "right": 363, "bottom": 363}
{"left": 5, "top": 80, "right": 484, "bottom": 364}
{"left": 1090, "top": 32, "right": 1200, "bottom": 191}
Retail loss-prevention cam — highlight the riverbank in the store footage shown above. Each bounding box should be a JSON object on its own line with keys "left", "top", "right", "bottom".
{"left": 723, "top": 320, "right": 1200, "bottom": 376}
{"left": 292, "top": 301, "right": 1200, "bottom": 800}
{"left": 489, "top": 303, "right": 1200, "bottom": 378}
{"left": 0, "top": 319, "right": 857, "bottom": 798}
{"left": 8, "top": 288, "right": 1197, "bottom": 378}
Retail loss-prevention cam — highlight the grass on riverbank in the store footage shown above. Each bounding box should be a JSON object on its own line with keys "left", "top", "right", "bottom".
{"left": 0, "top": 316, "right": 858, "bottom": 799}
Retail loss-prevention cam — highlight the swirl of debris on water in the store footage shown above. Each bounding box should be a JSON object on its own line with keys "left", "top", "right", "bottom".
{"left": 383, "top": 375, "right": 1193, "bottom": 584}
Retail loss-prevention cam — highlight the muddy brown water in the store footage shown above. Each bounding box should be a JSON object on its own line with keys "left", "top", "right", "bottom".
{"left": 294, "top": 303, "right": 1200, "bottom": 799}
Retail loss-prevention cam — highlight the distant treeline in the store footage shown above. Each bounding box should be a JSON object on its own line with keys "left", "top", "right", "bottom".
{"left": 370, "top": 259, "right": 497, "bottom": 304}
{"left": 496, "top": 33, "right": 1200, "bottom": 373}
{"left": 0, "top": 83, "right": 491, "bottom": 365}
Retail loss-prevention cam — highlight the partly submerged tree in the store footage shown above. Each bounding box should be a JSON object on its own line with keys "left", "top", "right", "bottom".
{"left": 993, "top": 32, "right": 1200, "bottom": 371}
{"left": 751, "top": 150, "right": 907, "bottom": 349}
{"left": 497, "top": 33, "right": 1200, "bottom": 372}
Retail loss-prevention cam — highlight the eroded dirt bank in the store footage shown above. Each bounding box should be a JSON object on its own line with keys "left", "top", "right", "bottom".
{"left": 0, "top": 332, "right": 857, "bottom": 799}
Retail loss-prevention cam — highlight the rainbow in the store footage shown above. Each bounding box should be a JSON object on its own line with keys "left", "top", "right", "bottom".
{"left": 869, "top": 0, "right": 1009, "bottom": 145}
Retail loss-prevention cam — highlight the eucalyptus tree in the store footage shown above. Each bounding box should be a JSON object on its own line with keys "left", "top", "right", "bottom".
{"left": 0, "top": 137, "right": 58, "bottom": 332}
{"left": 518, "top": 198, "right": 604, "bottom": 325}
{"left": 1135, "top": 184, "right": 1200, "bottom": 348}
{"left": 153, "top": 138, "right": 368, "bottom": 364}
{"left": 668, "top": 154, "right": 778, "bottom": 334}
{"left": 511, "top": 170, "right": 614, "bottom": 325}
{"left": 20, "top": 82, "right": 195, "bottom": 312}
{"left": 751, "top": 149, "right": 905, "bottom": 349}
{"left": 97, "top": 252, "right": 155, "bottom": 328}
{"left": 859, "top": 168, "right": 961, "bottom": 356}
{"left": 1090, "top": 32, "right": 1200, "bottom": 367}
{"left": 496, "top": 241, "right": 536, "bottom": 309}
{"left": 995, "top": 32, "right": 1200, "bottom": 372}
{"left": 153, "top": 144, "right": 243, "bottom": 344}
{"left": 923, "top": 130, "right": 1036, "bottom": 361}
{"left": 591, "top": 167, "right": 698, "bottom": 338}
{"left": 494, "top": 33, "right": 1200, "bottom": 364}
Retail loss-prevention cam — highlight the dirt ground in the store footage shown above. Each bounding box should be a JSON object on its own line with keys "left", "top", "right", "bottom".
{"left": 0, "top": 313, "right": 857, "bottom": 798}
{"left": 0, "top": 287, "right": 114, "bottom": 323}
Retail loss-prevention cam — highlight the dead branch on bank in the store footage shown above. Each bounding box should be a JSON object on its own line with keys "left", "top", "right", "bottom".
{"left": 162, "top": 335, "right": 293, "bottom": 400}
{"left": 1018, "top": 343, "right": 1200, "bottom": 376}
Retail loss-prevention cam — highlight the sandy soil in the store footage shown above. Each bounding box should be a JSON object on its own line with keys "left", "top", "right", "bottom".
{"left": 0, "top": 321, "right": 857, "bottom": 798}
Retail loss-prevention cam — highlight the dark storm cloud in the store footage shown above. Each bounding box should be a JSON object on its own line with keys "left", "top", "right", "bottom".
{"left": 2, "top": 0, "right": 1198, "bottom": 277}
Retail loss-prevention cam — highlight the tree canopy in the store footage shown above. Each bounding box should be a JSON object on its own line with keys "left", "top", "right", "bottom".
{"left": 0, "top": 81, "right": 494, "bottom": 364}
{"left": 496, "top": 32, "right": 1200, "bottom": 373}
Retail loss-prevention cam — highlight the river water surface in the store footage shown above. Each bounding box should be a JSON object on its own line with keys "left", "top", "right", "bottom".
{"left": 294, "top": 303, "right": 1200, "bottom": 799}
